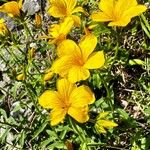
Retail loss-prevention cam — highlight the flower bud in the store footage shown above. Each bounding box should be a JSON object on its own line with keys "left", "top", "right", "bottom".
{"left": 16, "top": 73, "right": 25, "bottom": 81}
{"left": 35, "top": 13, "right": 42, "bottom": 28}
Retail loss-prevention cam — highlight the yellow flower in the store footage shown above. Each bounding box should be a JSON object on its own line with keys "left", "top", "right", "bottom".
{"left": 39, "top": 78, "right": 95, "bottom": 126}
{"left": 51, "top": 33, "right": 105, "bottom": 83}
{"left": 95, "top": 112, "right": 118, "bottom": 134}
{"left": 0, "top": 18, "right": 8, "bottom": 36}
{"left": 0, "top": 0, "right": 22, "bottom": 17}
{"left": 91, "top": 0, "right": 147, "bottom": 26}
{"left": 47, "top": 0, "right": 86, "bottom": 25}
{"left": 48, "top": 17, "right": 74, "bottom": 44}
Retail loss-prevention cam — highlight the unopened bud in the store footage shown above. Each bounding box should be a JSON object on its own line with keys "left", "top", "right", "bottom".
{"left": 16, "top": 73, "right": 25, "bottom": 81}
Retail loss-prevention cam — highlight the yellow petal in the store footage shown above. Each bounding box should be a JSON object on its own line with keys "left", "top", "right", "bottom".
{"left": 50, "top": 108, "right": 66, "bottom": 126}
{"left": 47, "top": 0, "right": 67, "bottom": 17}
{"left": 60, "top": 17, "right": 74, "bottom": 35}
{"left": 69, "top": 85, "right": 95, "bottom": 106}
{"left": 115, "top": 0, "right": 137, "bottom": 13}
{"left": 0, "top": 20, "right": 8, "bottom": 36}
{"left": 108, "top": 18, "right": 130, "bottom": 26}
{"left": 48, "top": 24, "right": 60, "bottom": 38}
{"left": 68, "top": 106, "right": 89, "bottom": 123}
{"left": 99, "top": 0, "right": 115, "bottom": 16}
{"left": 39, "top": 90, "right": 62, "bottom": 109}
{"left": 57, "top": 78, "right": 76, "bottom": 99}
{"left": 65, "top": 0, "right": 77, "bottom": 13}
{"left": 72, "top": 6, "right": 87, "bottom": 15}
{"left": 57, "top": 39, "right": 81, "bottom": 57}
{"left": 71, "top": 15, "right": 81, "bottom": 26}
{"left": 0, "top": 1, "right": 20, "bottom": 17}
{"left": 97, "top": 119, "right": 118, "bottom": 128}
{"left": 68, "top": 66, "right": 90, "bottom": 83}
{"left": 0, "top": 18, "right": 4, "bottom": 23}
{"left": 43, "top": 71, "right": 54, "bottom": 81}
{"left": 84, "top": 51, "right": 105, "bottom": 69}
{"left": 123, "top": 5, "right": 147, "bottom": 19}
{"left": 91, "top": 12, "right": 113, "bottom": 22}
{"left": 52, "top": 56, "right": 74, "bottom": 77}
{"left": 79, "top": 34, "right": 97, "bottom": 62}
{"left": 18, "top": 0, "right": 23, "bottom": 9}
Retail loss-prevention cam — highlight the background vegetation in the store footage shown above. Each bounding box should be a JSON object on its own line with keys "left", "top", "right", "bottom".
{"left": 0, "top": 0, "right": 150, "bottom": 149}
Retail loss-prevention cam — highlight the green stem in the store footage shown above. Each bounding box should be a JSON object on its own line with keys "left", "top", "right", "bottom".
{"left": 23, "top": 82, "right": 42, "bottom": 116}
{"left": 140, "top": 14, "right": 150, "bottom": 32}
{"left": 4, "top": 46, "right": 20, "bottom": 63}
{"left": 0, "top": 53, "right": 11, "bottom": 69}
{"left": 109, "top": 42, "right": 119, "bottom": 72}
{"left": 69, "top": 117, "right": 90, "bottom": 150}
{"left": 0, "top": 86, "right": 13, "bottom": 97}
{"left": 87, "top": 143, "right": 105, "bottom": 146}
{"left": 99, "top": 74, "right": 113, "bottom": 111}
{"left": 5, "top": 141, "right": 22, "bottom": 150}
{"left": 31, "top": 61, "right": 41, "bottom": 74}
{"left": 22, "top": 20, "right": 33, "bottom": 39}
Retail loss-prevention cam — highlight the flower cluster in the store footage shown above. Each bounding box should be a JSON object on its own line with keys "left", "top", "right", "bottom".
{"left": 41, "top": 0, "right": 147, "bottom": 127}
{"left": 0, "top": 0, "right": 147, "bottom": 128}
{"left": 38, "top": 0, "right": 146, "bottom": 126}
{"left": 39, "top": 0, "right": 107, "bottom": 126}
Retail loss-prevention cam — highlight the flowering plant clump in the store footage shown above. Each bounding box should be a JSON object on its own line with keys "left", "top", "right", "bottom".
{"left": 0, "top": 0, "right": 149, "bottom": 149}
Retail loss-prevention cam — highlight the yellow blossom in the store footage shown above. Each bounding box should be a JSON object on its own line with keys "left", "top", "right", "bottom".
{"left": 95, "top": 112, "right": 118, "bottom": 134}
{"left": 91, "top": 0, "right": 147, "bottom": 27}
{"left": 0, "top": 0, "right": 22, "bottom": 17}
{"left": 39, "top": 78, "right": 95, "bottom": 126}
{"left": 47, "top": 0, "right": 86, "bottom": 25}
{"left": 0, "top": 18, "right": 8, "bottom": 36}
{"left": 47, "top": 17, "right": 74, "bottom": 44}
{"left": 51, "top": 33, "right": 105, "bottom": 83}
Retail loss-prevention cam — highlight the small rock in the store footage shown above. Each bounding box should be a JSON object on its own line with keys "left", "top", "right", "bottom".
{"left": 22, "top": 0, "right": 41, "bottom": 16}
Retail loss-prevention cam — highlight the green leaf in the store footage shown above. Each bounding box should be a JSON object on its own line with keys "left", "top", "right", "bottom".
{"left": 140, "top": 20, "right": 150, "bottom": 39}
{"left": 91, "top": 73, "right": 102, "bottom": 89}
{"left": 129, "top": 59, "right": 145, "bottom": 66}
{"left": 97, "top": 112, "right": 110, "bottom": 120}
{"left": 144, "top": 108, "right": 150, "bottom": 115}
{"left": 48, "top": 142, "right": 66, "bottom": 149}
{"left": 0, "top": 108, "right": 7, "bottom": 120}
{"left": 0, "top": 127, "right": 11, "bottom": 144}
{"left": 117, "top": 108, "right": 129, "bottom": 120}
{"left": 40, "top": 137, "right": 57, "bottom": 149}
{"left": 19, "top": 130, "right": 26, "bottom": 148}
{"left": 32, "top": 120, "right": 48, "bottom": 140}
{"left": 11, "top": 82, "right": 23, "bottom": 99}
